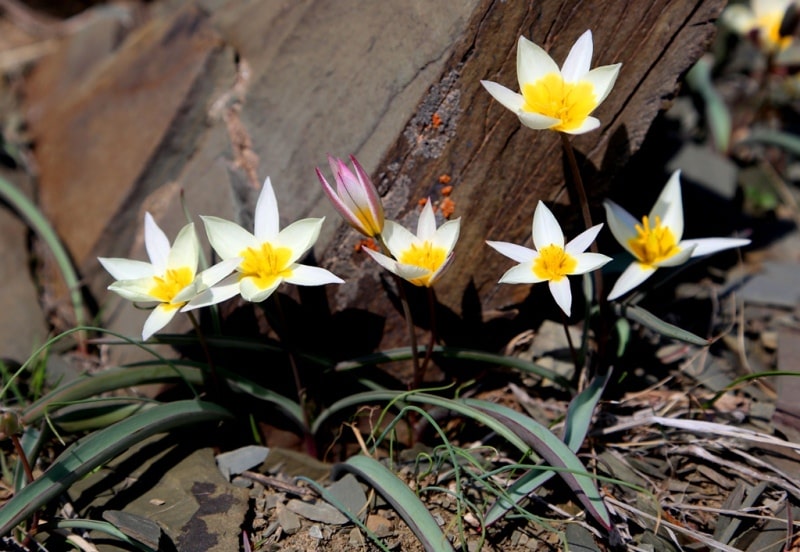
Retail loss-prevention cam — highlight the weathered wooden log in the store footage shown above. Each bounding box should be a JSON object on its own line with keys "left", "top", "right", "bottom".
{"left": 19, "top": 0, "right": 724, "bottom": 358}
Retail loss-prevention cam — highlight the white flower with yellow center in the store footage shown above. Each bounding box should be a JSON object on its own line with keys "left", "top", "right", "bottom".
{"left": 604, "top": 170, "right": 752, "bottom": 301}
{"left": 487, "top": 201, "right": 610, "bottom": 316}
{"left": 98, "top": 214, "right": 241, "bottom": 340}
{"left": 723, "top": 0, "right": 796, "bottom": 53}
{"left": 481, "top": 30, "right": 621, "bottom": 134}
{"left": 200, "top": 177, "right": 343, "bottom": 303}
{"left": 363, "top": 199, "right": 460, "bottom": 287}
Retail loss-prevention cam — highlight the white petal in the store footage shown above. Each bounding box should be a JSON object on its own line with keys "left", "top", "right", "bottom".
{"left": 571, "top": 252, "right": 612, "bottom": 275}
{"left": 561, "top": 30, "right": 593, "bottom": 82}
{"left": 182, "top": 283, "right": 241, "bottom": 311}
{"left": 416, "top": 200, "right": 437, "bottom": 240}
{"left": 650, "top": 170, "right": 684, "bottom": 241}
{"left": 202, "top": 216, "right": 258, "bottom": 260}
{"left": 486, "top": 241, "right": 536, "bottom": 263}
{"left": 722, "top": 4, "right": 756, "bottom": 33}
{"left": 108, "top": 277, "right": 158, "bottom": 303}
{"left": 562, "top": 116, "right": 601, "bottom": 135}
{"left": 254, "top": 177, "right": 280, "bottom": 241}
{"left": 427, "top": 252, "right": 456, "bottom": 286}
{"left": 606, "top": 262, "right": 656, "bottom": 301}
{"left": 240, "top": 276, "right": 281, "bottom": 303}
{"left": 144, "top": 213, "right": 170, "bottom": 272}
{"left": 167, "top": 223, "right": 199, "bottom": 275}
{"left": 276, "top": 217, "right": 324, "bottom": 264}
{"left": 142, "top": 304, "right": 179, "bottom": 341}
{"left": 98, "top": 257, "right": 156, "bottom": 280}
{"left": 548, "top": 278, "right": 573, "bottom": 316}
{"left": 498, "top": 262, "right": 543, "bottom": 284}
{"left": 363, "top": 248, "right": 401, "bottom": 277}
{"left": 754, "top": 0, "right": 791, "bottom": 16}
{"left": 518, "top": 111, "right": 561, "bottom": 130}
{"left": 583, "top": 64, "right": 621, "bottom": 106}
{"left": 655, "top": 245, "right": 694, "bottom": 267}
{"left": 284, "top": 264, "right": 344, "bottom": 286}
{"left": 603, "top": 200, "right": 640, "bottom": 256}
{"left": 681, "top": 237, "right": 751, "bottom": 258}
{"left": 382, "top": 221, "right": 418, "bottom": 259}
{"left": 433, "top": 218, "right": 461, "bottom": 253}
{"left": 395, "top": 263, "right": 432, "bottom": 283}
{"left": 532, "top": 201, "right": 565, "bottom": 249}
{"left": 565, "top": 223, "right": 603, "bottom": 255}
{"left": 517, "top": 35, "right": 560, "bottom": 87}
{"left": 481, "top": 80, "right": 525, "bottom": 112}
{"left": 197, "top": 257, "right": 242, "bottom": 288}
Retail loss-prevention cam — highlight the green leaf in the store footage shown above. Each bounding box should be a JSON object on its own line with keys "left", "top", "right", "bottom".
{"left": 466, "top": 399, "right": 612, "bottom": 530}
{"left": 332, "top": 455, "right": 455, "bottom": 552}
{"left": 482, "top": 371, "right": 611, "bottom": 526}
{"left": 686, "top": 56, "right": 731, "bottom": 153}
{"left": 742, "top": 127, "right": 800, "bottom": 156}
{"left": 618, "top": 304, "right": 708, "bottom": 346}
{"left": 0, "top": 400, "right": 231, "bottom": 535}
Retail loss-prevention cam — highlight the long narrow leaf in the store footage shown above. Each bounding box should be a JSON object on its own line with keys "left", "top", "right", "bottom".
{"left": 619, "top": 304, "right": 708, "bottom": 346}
{"left": 483, "top": 370, "right": 612, "bottom": 526}
{"left": 334, "top": 346, "right": 572, "bottom": 390}
{"left": 0, "top": 400, "right": 231, "bottom": 535}
{"left": 332, "top": 455, "right": 455, "bottom": 552}
{"left": 466, "top": 399, "right": 612, "bottom": 530}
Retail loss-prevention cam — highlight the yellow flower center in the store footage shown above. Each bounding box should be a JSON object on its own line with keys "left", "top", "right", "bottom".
{"left": 149, "top": 267, "right": 194, "bottom": 309}
{"left": 521, "top": 73, "right": 597, "bottom": 132}
{"left": 399, "top": 241, "right": 447, "bottom": 287}
{"left": 756, "top": 12, "right": 793, "bottom": 51}
{"left": 627, "top": 215, "right": 680, "bottom": 267}
{"left": 532, "top": 244, "right": 577, "bottom": 281}
{"left": 239, "top": 242, "right": 294, "bottom": 289}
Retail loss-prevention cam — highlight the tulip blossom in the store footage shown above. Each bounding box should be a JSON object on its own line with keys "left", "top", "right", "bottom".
{"left": 201, "top": 177, "right": 343, "bottom": 303}
{"left": 98, "top": 214, "right": 241, "bottom": 340}
{"left": 481, "top": 30, "right": 621, "bottom": 134}
{"left": 487, "top": 201, "right": 610, "bottom": 316}
{"left": 604, "top": 170, "right": 751, "bottom": 301}
{"left": 363, "top": 199, "right": 460, "bottom": 287}
{"left": 723, "top": 0, "right": 796, "bottom": 53}
{"left": 316, "top": 154, "right": 384, "bottom": 238}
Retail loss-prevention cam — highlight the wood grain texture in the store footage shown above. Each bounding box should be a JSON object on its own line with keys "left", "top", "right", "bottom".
{"left": 321, "top": 0, "right": 726, "bottom": 354}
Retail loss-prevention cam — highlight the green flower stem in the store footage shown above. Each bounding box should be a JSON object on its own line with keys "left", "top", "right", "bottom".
{"left": 560, "top": 135, "right": 609, "bottom": 375}
{"left": 376, "top": 232, "right": 422, "bottom": 389}
{"left": 0, "top": 176, "right": 88, "bottom": 351}
{"left": 559, "top": 309, "right": 579, "bottom": 375}
{"left": 272, "top": 292, "right": 317, "bottom": 457}
{"left": 418, "top": 286, "right": 439, "bottom": 387}
{"left": 185, "top": 310, "right": 222, "bottom": 393}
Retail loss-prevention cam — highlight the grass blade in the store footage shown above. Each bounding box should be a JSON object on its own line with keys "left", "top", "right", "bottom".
{"left": 0, "top": 400, "right": 231, "bottom": 535}
{"left": 483, "top": 370, "right": 612, "bottom": 526}
{"left": 466, "top": 399, "right": 612, "bottom": 531}
{"left": 332, "top": 455, "right": 455, "bottom": 552}
{"left": 618, "top": 304, "right": 708, "bottom": 346}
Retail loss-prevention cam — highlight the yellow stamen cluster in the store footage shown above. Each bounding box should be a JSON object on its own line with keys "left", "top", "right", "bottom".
{"left": 522, "top": 73, "right": 597, "bottom": 132}
{"left": 533, "top": 244, "right": 577, "bottom": 281}
{"left": 240, "top": 243, "right": 294, "bottom": 289}
{"left": 399, "top": 241, "right": 446, "bottom": 287}
{"left": 756, "top": 12, "right": 793, "bottom": 51}
{"left": 149, "top": 267, "right": 194, "bottom": 309}
{"left": 628, "top": 215, "right": 679, "bottom": 267}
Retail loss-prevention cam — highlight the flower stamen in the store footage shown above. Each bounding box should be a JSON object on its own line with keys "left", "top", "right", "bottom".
{"left": 533, "top": 244, "right": 578, "bottom": 281}
{"left": 149, "top": 267, "right": 194, "bottom": 307}
{"left": 522, "top": 73, "right": 597, "bottom": 132}
{"left": 240, "top": 243, "right": 294, "bottom": 289}
{"left": 399, "top": 241, "right": 446, "bottom": 286}
{"left": 628, "top": 215, "right": 680, "bottom": 267}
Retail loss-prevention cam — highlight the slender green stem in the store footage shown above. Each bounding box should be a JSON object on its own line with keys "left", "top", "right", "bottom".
{"left": 272, "top": 293, "right": 317, "bottom": 457}
{"left": 376, "top": 233, "right": 422, "bottom": 389}
{"left": 10, "top": 432, "right": 38, "bottom": 541}
{"left": 559, "top": 310, "right": 579, "bottom": 375}
{"left": 560, "top": 134, "right": 609, "bottom": 375}
{"left": 185, "top": 311, "right": 221, "bottom": 393}
{"left": 418, "top": 286, "right": 438, "bottom": 387}
{"left": 0, "top": 176, "right": 88, "bottom": 352}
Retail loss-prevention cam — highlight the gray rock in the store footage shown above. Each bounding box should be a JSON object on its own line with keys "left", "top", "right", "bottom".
{"left": 216, "top": 445, "right": 270, "bottom": 480}
{"left": 286, "top": 498, "right": 348, "bottom": 525}
{"left": 326, "top": 473, "right": 368, "bottom": 521}
{"left": 276, "top": 503, "right": 302, "bottom": 535}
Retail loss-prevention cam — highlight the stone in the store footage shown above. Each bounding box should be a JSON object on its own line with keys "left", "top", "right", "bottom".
{"left": 286, "top": 498, "right": 349, "bottom": 525}
{"left": 326, "top": 473, "right": 369, "bottom": 522}
{"left": 216, "top": 445, "right": 270, "bottom": 480}
{"left": 275, "top": 503, "right": 302, "bottom": 535}
{"left": 365, "top": 513, "right": 393, "bottom": 538}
